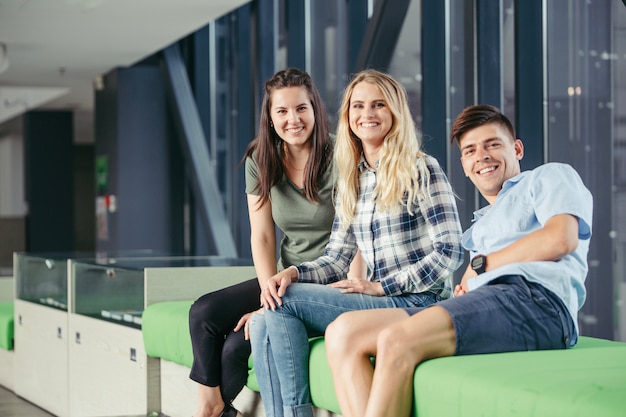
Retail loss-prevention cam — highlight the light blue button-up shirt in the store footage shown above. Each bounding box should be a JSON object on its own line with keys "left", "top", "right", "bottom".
{"left": 463, "top": 163, "right": 593, "bottom": 336}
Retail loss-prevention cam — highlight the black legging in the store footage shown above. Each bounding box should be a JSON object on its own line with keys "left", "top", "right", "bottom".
{"left": 188, "top": 278, "right": 261, "bottom": 402}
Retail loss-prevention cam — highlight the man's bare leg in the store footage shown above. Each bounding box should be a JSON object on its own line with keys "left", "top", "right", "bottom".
{"left": 325, "top": 308, "right": 411, "bottom": 417}
{"left": 364, "top": 306, "right": 457, "bottom": 417}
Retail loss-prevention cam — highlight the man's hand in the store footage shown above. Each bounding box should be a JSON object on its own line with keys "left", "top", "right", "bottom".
{"left": 328, "top": 278, "right": 384, "bottom": 296}
{"left": 454, "top": 269, "right": 477, "bottom": 297}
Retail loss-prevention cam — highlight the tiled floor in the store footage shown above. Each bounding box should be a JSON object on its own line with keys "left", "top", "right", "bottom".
{"left": 0, "top": 385, "right": 53, "bottom": 417}
{"left": 0, "top": 385, "right": 168, "bottom": 417}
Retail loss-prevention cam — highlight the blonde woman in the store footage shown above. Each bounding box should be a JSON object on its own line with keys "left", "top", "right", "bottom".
{"left": 249, "top": 69, "right": 464, "bottom": 417}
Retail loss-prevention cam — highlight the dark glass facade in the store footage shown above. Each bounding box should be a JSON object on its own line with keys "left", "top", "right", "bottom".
{"left": 93, "top": 0, "right": 626, "bottom": 341}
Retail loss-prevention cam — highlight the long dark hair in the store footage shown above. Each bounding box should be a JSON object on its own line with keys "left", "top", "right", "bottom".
{"left": 243, "top": 68, "right": 332, "bottom": 206}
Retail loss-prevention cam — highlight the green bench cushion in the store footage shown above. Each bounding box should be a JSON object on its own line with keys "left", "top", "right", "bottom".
{"left": 142, "top": 300, "right": 194, "bottom": 368}
{"left": 0, "top": 302, "right": 14, "bottom": 350}
{"left": 309, "top": 337, "right": 340, "bottom": 413}
{"left": 142, "top": 300, "right": 626, "bottom": 417}
{"left": 141, "top": 300, "right": 309, "bottom": 392}
{"left": 413, "top": 337, "right": 626, "bottom": 417}
{"left": 307, "top": 336, "right": 626, "bottom": 416}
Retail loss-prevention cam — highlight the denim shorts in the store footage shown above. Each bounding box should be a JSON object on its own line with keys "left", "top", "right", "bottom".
{"left": 404, "top": 275, "right": 576, "bottom": 356}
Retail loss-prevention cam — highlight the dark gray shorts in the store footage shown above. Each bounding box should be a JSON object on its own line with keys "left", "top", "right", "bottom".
{"left": 404, "top": 275, "right": 576, "bottom": 355}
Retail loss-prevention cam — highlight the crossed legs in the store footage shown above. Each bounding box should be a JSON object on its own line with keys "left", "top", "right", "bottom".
{"left": 326, "top": 276, "right": 577, "bottom": 417}
{"left": 325, "top": 306, "right": 456, "bottom": 417}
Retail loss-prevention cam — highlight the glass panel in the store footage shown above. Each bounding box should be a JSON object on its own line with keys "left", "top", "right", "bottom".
{"left": 214, "top": 16, "right": 234, "bottom": 221}
{"left": 72, "top": 262, "right": 143, "bottom": 326}
{"left": 309, "top": 0, "right": 349, "bottom": 129}
{"left": 71, "top": 256, "right": 253, "bottom": 328}
{"left": 448, "top": 0, "right": 477, "bottom": 236}
{"left": 546, "top": 0, "right": 614, "bottom": 339}
{"left": 387, "top": 0, "right": 422, "bottom": 129}
{"left": 614, "top": 1, "right": 626, "bottom": 342}
{"left": 14, "top": 250, "right": 178, "bottom": 311}
{"left": 449, "top": 0, "right": 471, "bottom": 123}
{"left": 502, "top": 0, "right": 515, "bottom": 120}
{"left": 277, "top": 0, "right": 288, "bottom": 69}
{"left": 15, "top": 253, "right": 71, "bottom": 310}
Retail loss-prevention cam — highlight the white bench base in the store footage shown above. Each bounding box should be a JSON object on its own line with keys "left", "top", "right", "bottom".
{"left": 0, "top": 348, "right": 14, "bottom": 391}
{"left": 159, "top": 359, "right": 340, "bottom": 417}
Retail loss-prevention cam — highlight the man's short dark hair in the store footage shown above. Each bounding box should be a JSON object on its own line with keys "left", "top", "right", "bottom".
{"left": 450, "top": 105, "right": 516, "bottom": 145}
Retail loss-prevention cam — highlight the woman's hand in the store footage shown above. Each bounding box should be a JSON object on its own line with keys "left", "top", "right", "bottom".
{"left": 234, "top": 309, "right": 263, "bottom": 340}
{"left": 260, "top": 267, "right": 298, "bottom": 310}
{"left": 328, "top": 278, "right": 384, "bottom": 296}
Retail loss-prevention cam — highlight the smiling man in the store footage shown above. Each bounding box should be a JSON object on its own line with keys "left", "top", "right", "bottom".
{"left": 324, "top": 104, "right": 594, "bottom": 417}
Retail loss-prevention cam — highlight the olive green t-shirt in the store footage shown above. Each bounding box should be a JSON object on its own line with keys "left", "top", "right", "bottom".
{"left": 245, "top": 155, "right": 336, "bottom": 271}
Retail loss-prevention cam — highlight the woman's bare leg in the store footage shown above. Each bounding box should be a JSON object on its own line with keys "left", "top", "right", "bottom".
{"left": 194, "top": 384, "right": 225, "bottom": 417}
{"left": 325, "top": 308, "right": 410, "bottom": 417}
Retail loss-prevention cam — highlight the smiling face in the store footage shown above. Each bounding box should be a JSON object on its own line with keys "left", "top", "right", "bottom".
{"left": 458, "top": 123, "right": 524, "bottom": 204}
{"left": 270, "top": 86, "right": 315, "bottom": 147}
{"left": 348, "top": 81, "right": 393, "bottom": 152}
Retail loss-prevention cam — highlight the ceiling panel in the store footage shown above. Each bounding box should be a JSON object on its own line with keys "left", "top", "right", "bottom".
{"left": 0, "top": 0, "right": 250, "bottom": 129}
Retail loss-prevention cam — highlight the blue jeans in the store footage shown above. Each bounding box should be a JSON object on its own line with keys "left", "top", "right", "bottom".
{"left": 249, "top": 283, "right": 438, "bottom": 417}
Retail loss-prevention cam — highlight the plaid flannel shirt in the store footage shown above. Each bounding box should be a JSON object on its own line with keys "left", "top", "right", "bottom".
{"left": 297, "top": 154, "right": 464, "bottom": 299}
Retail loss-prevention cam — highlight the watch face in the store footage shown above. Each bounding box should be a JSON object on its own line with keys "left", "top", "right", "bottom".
{"left": 472, "top": 256, "right": 484, "bottom": 269}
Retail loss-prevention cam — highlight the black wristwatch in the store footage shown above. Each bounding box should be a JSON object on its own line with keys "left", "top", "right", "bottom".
{"left": 471, "top": 254, "right": 487, "bottom": 275}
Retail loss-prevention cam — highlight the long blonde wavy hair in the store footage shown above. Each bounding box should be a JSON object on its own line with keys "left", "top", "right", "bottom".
{"left": 334, "top": 69, "right": 430, "bottom": 227}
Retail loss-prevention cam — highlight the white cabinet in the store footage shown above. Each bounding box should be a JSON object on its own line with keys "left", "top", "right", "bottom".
{"left": 14, "top": 300, "right": 70, "bottom": 416}
{"left": 13, "top": 253, "right": 70, "bottom": 417}
{"left": 68, "top": 257, "right": 254, "bottom": 417}
{"left": 68, "top": 259, "right": 154, "bottom": 417}
{"left": 68, "top": 314, "right": 158, "bottom": 417}
{"left": 12, "top": 253, "right": 254, "bottom": 417}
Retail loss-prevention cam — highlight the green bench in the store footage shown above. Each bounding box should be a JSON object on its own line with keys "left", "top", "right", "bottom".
{"left": 143, "top": 300, "right": 626, "bottom": 417}
{"left": 0, "top": 301, "right": 14, "bottom": 391}
{"left": 0, "top": 301, "right": 13, "bottom": 351}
